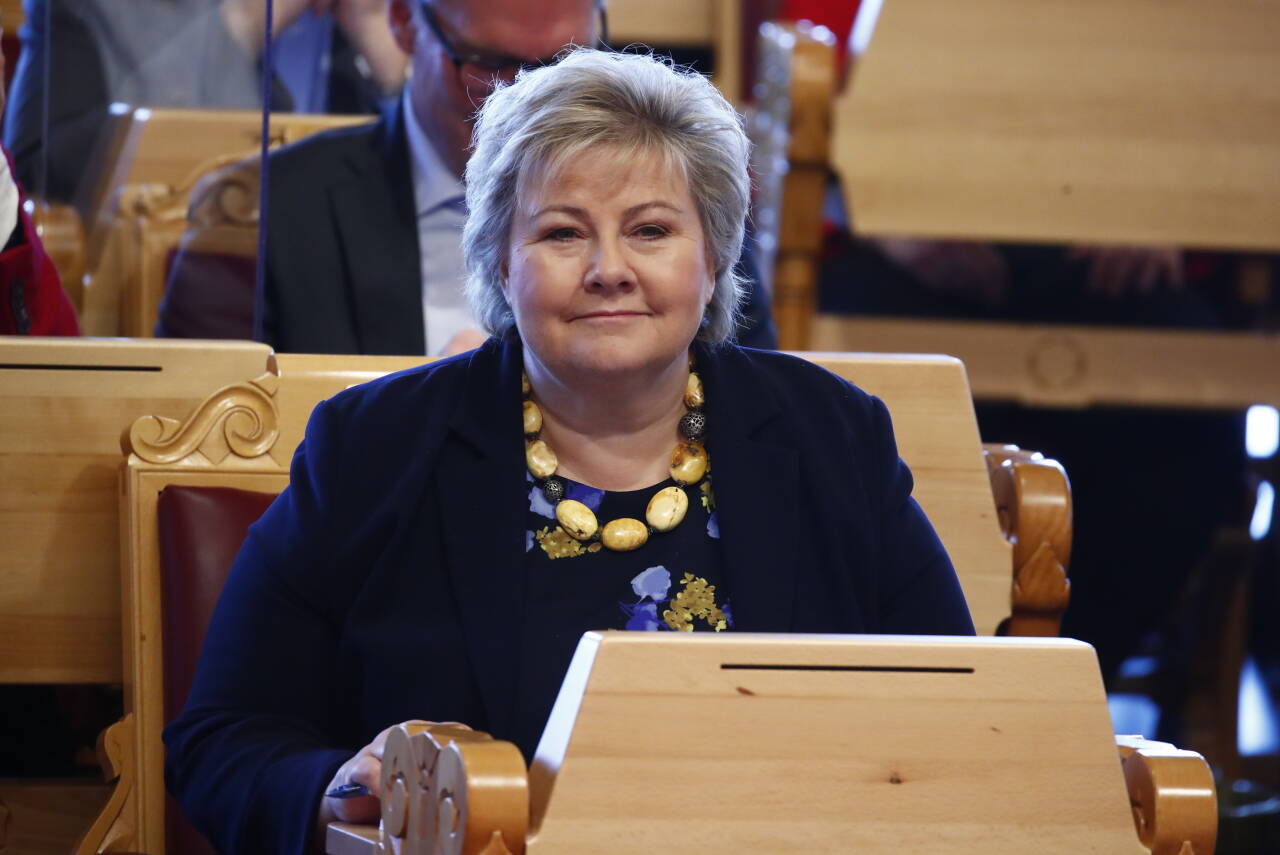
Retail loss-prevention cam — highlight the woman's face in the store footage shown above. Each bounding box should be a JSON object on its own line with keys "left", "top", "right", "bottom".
{"left": 504, "top": 146, "right": 715, "bottom": 385}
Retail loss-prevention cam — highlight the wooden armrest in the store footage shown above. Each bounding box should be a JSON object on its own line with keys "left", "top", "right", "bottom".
{"left": 74, "top": 714, "right": 140, "bottom": 855}
{"left": 326, "top": 722, "right": 528, "bottom": 855}
{"left": 983, "top": 443, "right": 1072, "bottom": 636}
{"left": 1116, "top": 735, "right": 1218, "bottom": 855}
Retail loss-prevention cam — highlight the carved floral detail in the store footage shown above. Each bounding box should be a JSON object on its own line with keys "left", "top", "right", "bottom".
{"left": 126, "top": 372, "right": 279, "bottom": 465}
{"left": 378, "top": 723, "right": 527, "bottom": 855}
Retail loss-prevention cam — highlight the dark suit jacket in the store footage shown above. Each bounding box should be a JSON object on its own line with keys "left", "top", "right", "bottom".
{"left": 163, "top": 336, "right": 971, "bottom": 854}
{"left": 258, "top": 102, "right": 778, "bottom": 354}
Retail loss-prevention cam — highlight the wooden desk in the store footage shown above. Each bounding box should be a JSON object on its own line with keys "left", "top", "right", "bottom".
{"left": 609, "top": 0, "right": 742, "bottom": 102}
{"left": 0, "top": 337, "right": 272, "bottom": 684}
{"left": 811, "top": 316, "right": 1280, "bottom": 410}
{"left": 836, "top": 0, "right": 1280, "bottom": 250}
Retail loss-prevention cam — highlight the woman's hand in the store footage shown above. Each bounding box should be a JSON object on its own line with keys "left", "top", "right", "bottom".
{"left": 317, "top": 720, "right": 472, "bottom": 829}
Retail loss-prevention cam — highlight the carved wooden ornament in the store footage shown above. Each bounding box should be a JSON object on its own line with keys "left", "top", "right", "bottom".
{"left": 125, "top": 372, "right": 279, "bottom": 465}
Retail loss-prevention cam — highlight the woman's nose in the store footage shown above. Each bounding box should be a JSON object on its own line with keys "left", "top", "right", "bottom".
{"left": 585, "top": 236, "right": 635, "bottom": 291}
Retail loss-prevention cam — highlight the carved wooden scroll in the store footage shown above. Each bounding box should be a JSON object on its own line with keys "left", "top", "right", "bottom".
{"left": 186, "top": 155, "right": 262, "bottom": 231}
{"left": 330, "top": 723, "right": 528, "bottom": 855}
{"left": 984, "top": 443, "right": 1072, "bottom": 636}
{"left": 124, "top": 369, "right": 280, "bottom": 466}
{"left": 1115, "top": 735, "right": 1218, "bottom": 855}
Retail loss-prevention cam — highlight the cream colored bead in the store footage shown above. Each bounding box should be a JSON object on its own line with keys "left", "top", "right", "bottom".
{"left": 522, "top": 373, "right": 530, "bottom": 396}
{"left": 556, "top": 499, "right": 598, "bottom": 541}
{"left": 645, "top": 486, "right": 688, "bottom": 532}
{"left": 523, "top": 400, "right": 543, "bottom": 436}
{"left": 683, "top": 372, "right": 704, "bottom": 408}
{"left": 525, "top": 439, "right": 558, "bottom": 479}
{"left": 669, "top": 442, "right": 708, "bottom": 485}
{"left": 601, "top": 518, "right": 649, "bottom": 551}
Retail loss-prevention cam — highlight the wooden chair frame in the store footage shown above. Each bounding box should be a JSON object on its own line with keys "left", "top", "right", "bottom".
{"left": 76, "top": 109, "right": 373, "bottom": 337}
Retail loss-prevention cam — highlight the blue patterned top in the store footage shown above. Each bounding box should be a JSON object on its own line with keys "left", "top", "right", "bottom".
{"left": 512, "top": 471, "right": 732, "bottom": 754}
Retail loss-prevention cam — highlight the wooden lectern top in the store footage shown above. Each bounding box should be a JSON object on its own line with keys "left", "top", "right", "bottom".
{"left": 836, "top": 0, "right": 1280, "bottom": 251}
{"left": 523, "top": 632, "right": 1148, "bottom": 853}
{"left": 329, "top": 632, "right": 1216, "bottom": 855}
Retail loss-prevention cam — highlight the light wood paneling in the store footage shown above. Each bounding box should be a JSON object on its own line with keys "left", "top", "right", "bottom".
{"left": 607, "top": 0, "right": 741, "bottom": 101}
{"left": 811, "top": 314, "right": 1280, "bottom": 410}
{"left": 609, "top": 0, "right": 714, "bottom": 45}
{"left": 0, "top": 0, "right": 23, "bottom": 30}
{"left": 0, "top": 338, "right": 272, "bottom": 684}
{"left": 528, "top": 635, "right": 1150, "bottom": 853}
{"left": 836, "top": 0, "right": 1280, "bottom": 250}
{"left": 805, "top": 353, "right": 1012, "bottom": 634}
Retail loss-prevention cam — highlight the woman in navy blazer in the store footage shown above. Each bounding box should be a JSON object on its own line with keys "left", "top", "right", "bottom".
{"left": 165, "top": 49, "right": 973, "bottom": 854}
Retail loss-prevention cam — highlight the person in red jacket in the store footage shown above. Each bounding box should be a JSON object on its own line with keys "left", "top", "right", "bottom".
{"left": 0, "top": 32, "right": 78, "bottom": 336}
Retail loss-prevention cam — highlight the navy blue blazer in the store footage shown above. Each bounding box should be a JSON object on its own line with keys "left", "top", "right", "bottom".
{"left": 164, "top": 336, "right": 974, "bottom": 854}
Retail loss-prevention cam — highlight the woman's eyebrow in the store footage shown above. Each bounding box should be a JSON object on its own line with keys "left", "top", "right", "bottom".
{"left": 529, "top": 204, "right": 588, "bottom": 220}
{"left": 530, "top": 201, "right": 683, "bottom": 220}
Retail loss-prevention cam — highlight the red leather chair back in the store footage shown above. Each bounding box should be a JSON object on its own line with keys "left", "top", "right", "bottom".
{"left": 157, "top": 484, "right": 277, "bottom": 855}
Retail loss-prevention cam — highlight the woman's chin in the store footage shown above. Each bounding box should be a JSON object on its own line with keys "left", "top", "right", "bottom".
{"left": 559, "top": 340, "right": 685, "bottom": 381}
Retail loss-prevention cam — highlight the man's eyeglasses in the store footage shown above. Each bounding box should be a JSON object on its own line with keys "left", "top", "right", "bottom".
{"left": 418, "top": 1, "right": 610, "bottom": 95}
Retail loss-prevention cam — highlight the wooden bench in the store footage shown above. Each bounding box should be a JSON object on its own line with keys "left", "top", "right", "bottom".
{"left": 80, "top": 353, "right": 427, "bottom": 853}
{"left": 0, "top": 338, "right": 273, "bottom": 686}
{"left": 83, "top": 348, "right": 1080, "bottom": 852}
{"left": 753, "top": 16, "right": 1280, "bottom": 410}
{"left": 72, "top": 108, "right": 373, "bottom": 337}
{"left": 0, "top": 338, "right": 274, "bottom": 853}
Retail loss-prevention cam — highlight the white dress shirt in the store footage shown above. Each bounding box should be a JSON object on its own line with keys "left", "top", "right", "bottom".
{"left": 402, "top": 91, "right": 474, "bottom": 355}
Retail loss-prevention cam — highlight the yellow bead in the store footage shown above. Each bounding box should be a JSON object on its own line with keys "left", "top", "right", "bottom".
{"left": 601, "top": 518, "right": 649, "bottom": 551}
{"left": 669, "top": 442, "right": 708, "bottom": 486}
{"left": 645, "top": 486, "right": 688, "bottom": 532}
{"left": 684, "top": 372, "right": 704, "bottom": 408}
{"left": 522, "top": 373, "right": 530, "bottom": 396}
{"left": 523, "top": 400, "right": 542, "bottom": 436}
{"left": 526, "top": 439, "right": 557, "bottom": 479}
{"left": 556, "top": 499, "right": 598, "bottom": 541}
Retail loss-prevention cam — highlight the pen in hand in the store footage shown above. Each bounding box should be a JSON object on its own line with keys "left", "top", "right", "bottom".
{"left": 325, "top": 783, "right": 372, "bottom": 799}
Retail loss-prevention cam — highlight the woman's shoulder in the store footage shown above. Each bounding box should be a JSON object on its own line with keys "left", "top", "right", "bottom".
{"left": 321, "top": 347, "right": 482, "bottom": 418}
{"left": 712, "top": 344, "right": 879, "bottom": 411}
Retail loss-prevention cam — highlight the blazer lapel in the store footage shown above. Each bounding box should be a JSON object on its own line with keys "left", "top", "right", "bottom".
{"left": 700, "top": 345, "right": 800, "bottom": 632}
{"left": 328, "top": 103, "right": 425, "bottom": 354}
{"left": 432, "top": 338, "right": 528, "bottom": 737}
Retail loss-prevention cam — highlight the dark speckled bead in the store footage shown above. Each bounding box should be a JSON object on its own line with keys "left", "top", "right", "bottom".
{"left": 678, "top": 410, "right": 707, "bottom": 442}
{"left": 541, "top": 476, "right": 566, "bottom": 504}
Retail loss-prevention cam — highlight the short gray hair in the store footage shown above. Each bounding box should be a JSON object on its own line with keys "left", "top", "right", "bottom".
{"left": 462, "top": 48, "right": 751, "bottom": 344}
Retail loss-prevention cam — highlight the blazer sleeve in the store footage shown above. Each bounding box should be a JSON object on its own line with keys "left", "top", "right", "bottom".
{"left": 867, "top": 394, "right": 977, "bottom": 635}
{"left": 163, "top": 395, "right": 364, "bottom": 855}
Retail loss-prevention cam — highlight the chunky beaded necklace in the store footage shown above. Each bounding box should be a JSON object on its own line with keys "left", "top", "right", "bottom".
{"left": 522, "top": 362, "right": 709, "bottom": 552}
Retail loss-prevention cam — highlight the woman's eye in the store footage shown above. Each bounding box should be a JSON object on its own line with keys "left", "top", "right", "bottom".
{"left": 545, "top": 227, "right": 579, "bottom": 241}
{"left": 634, "top": 224, "right": 670, "bottom": 239}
